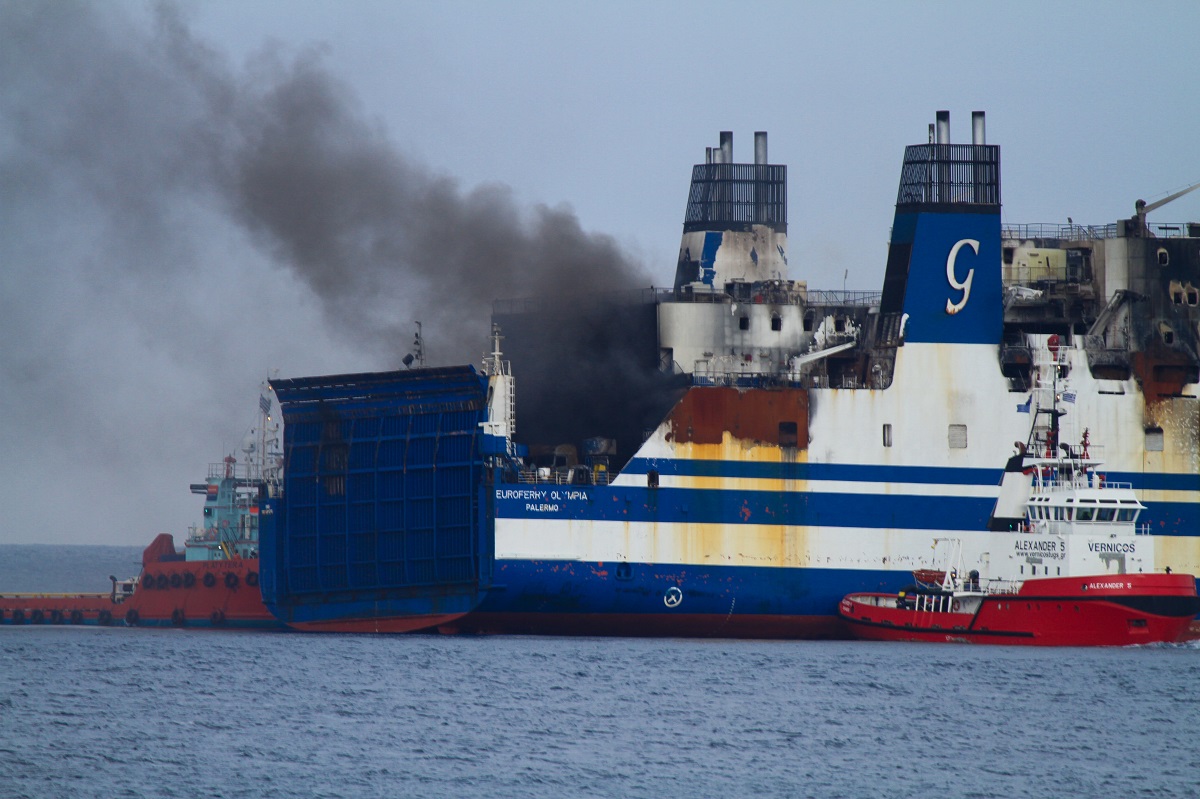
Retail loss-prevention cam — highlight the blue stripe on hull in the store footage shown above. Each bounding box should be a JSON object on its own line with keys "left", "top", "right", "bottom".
{"left": 625, "top": 458, "right": 1003, "bottom": 485}
{"left": 623, "top": 457, "right": 1198, "bottom": 494}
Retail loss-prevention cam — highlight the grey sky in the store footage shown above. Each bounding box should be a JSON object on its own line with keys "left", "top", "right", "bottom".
{"left": 2, "top": 0, "right": 1197, "bottom": 547}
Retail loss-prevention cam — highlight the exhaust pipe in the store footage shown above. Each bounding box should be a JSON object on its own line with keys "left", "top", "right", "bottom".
{"left": 754, "top": 132, "right": 767, "bottom": 165}
{"left": 972, "top": 111, "right": 986, "bottom": 145}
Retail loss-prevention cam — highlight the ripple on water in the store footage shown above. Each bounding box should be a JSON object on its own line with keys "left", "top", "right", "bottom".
{"left": 1, "top": 630, "right": 1199, "bottom": 798}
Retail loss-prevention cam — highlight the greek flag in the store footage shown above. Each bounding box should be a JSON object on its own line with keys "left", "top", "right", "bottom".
{"left": 1062, "top": 391, "right": 1076, "bottom": 404}
{"left": 1016, "top": 395, "right": 1032, "bottom": 413}
{"left": 259, "top": 394, "right": 272, "bottom": 416}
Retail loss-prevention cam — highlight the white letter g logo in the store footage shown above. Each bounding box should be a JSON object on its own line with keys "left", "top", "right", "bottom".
{"left": 945, "top": 239, "right": 978, "bottom": 315}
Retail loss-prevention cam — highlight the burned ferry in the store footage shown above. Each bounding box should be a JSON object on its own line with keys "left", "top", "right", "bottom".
{"left": 259, "top": 111, "right": 1200, "bottom": 637}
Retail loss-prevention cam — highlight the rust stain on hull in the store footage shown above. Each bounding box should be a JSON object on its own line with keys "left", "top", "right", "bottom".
{"left": 1131, "top": 347, "right": 1199, "bottom": 409}
{"left": 665, "top": 386, "right": 809, "bottom": 448}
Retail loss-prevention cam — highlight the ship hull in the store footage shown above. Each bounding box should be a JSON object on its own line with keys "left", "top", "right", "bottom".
{"left": 287, "top": 612, "right": 469, "bottom": 634}
{"left": 444, "top": 559, "right": 893, "bottom": 638}
{"left": 262, "top": 119, "right": 1200, "bottom": 639}
{"left": 838, "top": 574, "right": 1200, "bottom": 646}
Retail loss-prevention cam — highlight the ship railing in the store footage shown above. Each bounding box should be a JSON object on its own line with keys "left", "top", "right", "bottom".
{"left": 805, "top": 290, "right": 882, "bottom": 307}
{"left": 905, "top": 593, "right": 958, "bottom": 613}
{"left": 1003, "top": 223, "right": 1117, "bottom": 240}
{"left": 514, "top": 467, "right": 613, "bottom": 486}
{"left": 985, "top": 580, "right": 1021, "bottom": 596}
{"left": 1030, "top": 472, "right": 1124, "bottom": 491}
{"left": 1002, "top": 222, "right": 1197, "bottom": 240}
{"left": 206, "top": 460, "right": 281, "bottom": 484}
{"left": 495, "top": 286, "right": 882, "bottom": 312}
{"left": 655, "top": 286, "right": 880, "bottom": 307}
{"left": 654, "top": 287, "right": 729, "bottom": 304}
{"left": 692, "top": 370, "right": 792, "bottom": 389}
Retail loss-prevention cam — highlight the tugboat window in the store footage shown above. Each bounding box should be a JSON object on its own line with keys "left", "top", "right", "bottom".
{"left": 647, "top": 470, "right": 659, "bottom": 489}
{"left": 739, "top": 316, "right": 749, "bottom": 331}
{"left": 883, "top": 423, "right": 892, "bottom": 448}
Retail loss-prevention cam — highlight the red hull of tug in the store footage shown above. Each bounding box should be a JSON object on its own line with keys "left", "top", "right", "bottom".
{"left": 0, "top": 553, "right": 280, "bottom": 629}
{"left": 839, "top": 573, "right": 1200, "bottom": 646}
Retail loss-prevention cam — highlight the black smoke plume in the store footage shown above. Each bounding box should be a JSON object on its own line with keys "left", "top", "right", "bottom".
{"left": 1, "top": 0, "right": 676, "bottom": 530}
{"left": 4, "top": 2, "right": 651, "bottom": 365}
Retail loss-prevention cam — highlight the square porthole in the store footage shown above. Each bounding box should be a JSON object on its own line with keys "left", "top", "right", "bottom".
{"left": 948, "top": 424, "right": 968, "bottom": 449}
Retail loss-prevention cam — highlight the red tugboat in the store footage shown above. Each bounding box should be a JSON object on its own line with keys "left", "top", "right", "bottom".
{"left": 0, "top": 391, "right": 285, "bottom": 629}
{"left": 839, "top": 464, "right": 1200, "bottom": 646}
{"left": 840, "top": 561, "right": 1199, "bottom": 647}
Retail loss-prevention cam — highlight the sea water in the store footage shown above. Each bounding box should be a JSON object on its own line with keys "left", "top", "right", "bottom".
{"left": 1, "top": 549, "right": 1198, "bottom": 798}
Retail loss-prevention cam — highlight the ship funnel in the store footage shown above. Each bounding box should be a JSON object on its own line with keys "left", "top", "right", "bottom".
{"left": 674, "top": 130, "right": 788, "bottom": 290}
{"left": 936, "top": 110, "right": 950, "bottom": 145}
{"left": 972, "top": 111, "right": 986, "bottom": 145}
{"left": 878, "top": 110, "right": 1002, "bottom": 345}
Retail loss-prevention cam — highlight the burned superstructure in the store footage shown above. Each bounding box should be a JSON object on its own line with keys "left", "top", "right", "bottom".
{"left": 497, "top": 116, "right": 1198, "bottom": 480}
